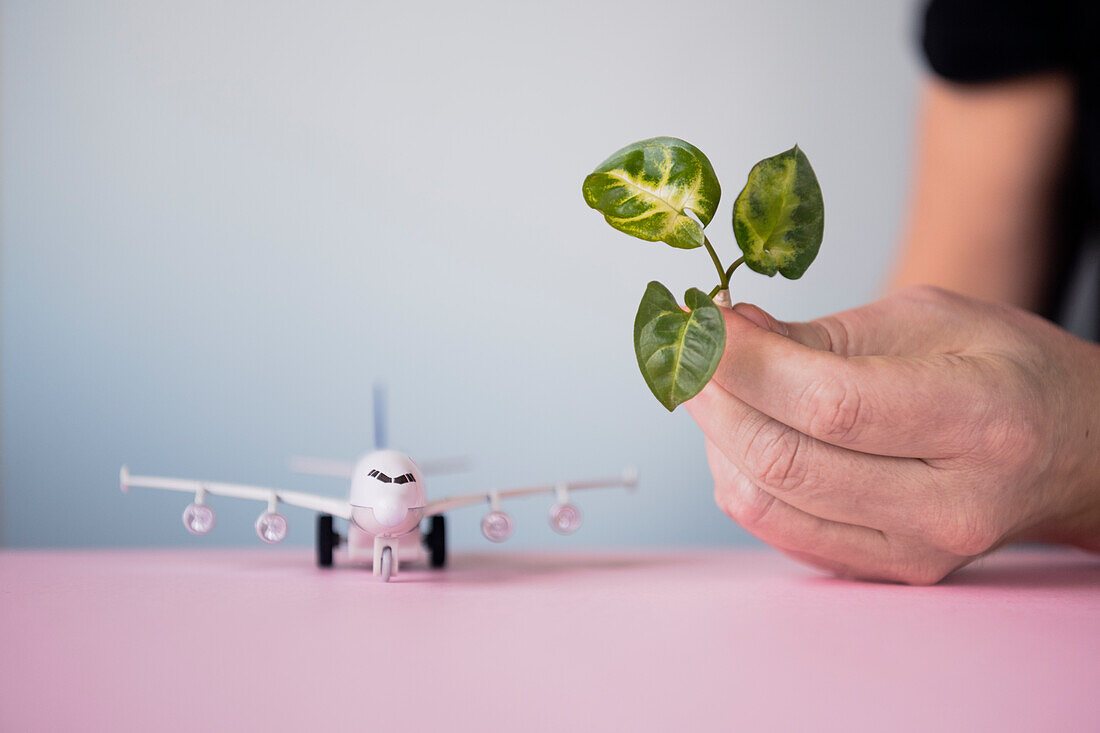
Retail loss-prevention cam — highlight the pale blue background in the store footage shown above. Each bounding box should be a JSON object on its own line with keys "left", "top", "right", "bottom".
{"left": 1, "top": 0, "right": 922, "bottom": 548}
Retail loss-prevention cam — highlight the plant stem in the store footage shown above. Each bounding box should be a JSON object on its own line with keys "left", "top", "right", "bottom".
{"left": 724, "top": 256, "right": 745, "bottom": 281}
{"left": 701, "top": 235, "right": 728, "bottom": 290}
{"left": 708, "top": 256, "right": 746, "bottom": 298}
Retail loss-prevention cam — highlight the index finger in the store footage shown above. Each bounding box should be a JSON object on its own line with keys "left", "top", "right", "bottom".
{"left": 711, "top": 307, "right": 998, "bottom": 458}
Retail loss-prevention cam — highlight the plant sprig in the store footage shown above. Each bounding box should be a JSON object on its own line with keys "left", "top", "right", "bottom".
{"left": 582, "top": 137, "right": 824, "bottom": 411}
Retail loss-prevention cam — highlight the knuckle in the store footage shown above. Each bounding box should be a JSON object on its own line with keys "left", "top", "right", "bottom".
{"left": 938, "top": 530, "right": 995, "bottom": 559}
{"left": 799, "top": 376, "right": 865, "bottom": 444}
{"left": 986, "top": 405, "right": 1049, "bottom": 473}
{"left": 713, "top": 474, "right": 778, "bottom": 531}
{"left": 964, "top": 368, "right": 1055, "bottom": 481}
{"left": 810, "top": 316, "right": 851, "bottom": 354}
{"left": 740, "top": 419, "right": 810, "bottom": 493}
{"left": 802, "top": 318, "right": 835, "bottom": 352}
{"left": 929, "top": 510, "right": 1000, "bottom": 557}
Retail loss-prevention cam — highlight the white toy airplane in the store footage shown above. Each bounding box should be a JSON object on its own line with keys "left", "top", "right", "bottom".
{"left": 120, "top": 388, "right": 637, "bottom": 582}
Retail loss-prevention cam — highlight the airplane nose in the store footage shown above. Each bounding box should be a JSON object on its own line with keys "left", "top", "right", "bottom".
{"left": 372, "top": 500, "right": 408, "bottom": 528}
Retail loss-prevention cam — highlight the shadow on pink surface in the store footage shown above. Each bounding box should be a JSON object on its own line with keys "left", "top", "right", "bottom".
{"left": 944, "top": 553, "right": 1100, "bottom": 589}
{"left": 327, "top": 549, "right": 687, "bottom": 584}
{"left": 343, "top": 546, "right": 1100, "bottom": 588}
{"left": 796, "top": 547, "right": 1100, "bottom": 591}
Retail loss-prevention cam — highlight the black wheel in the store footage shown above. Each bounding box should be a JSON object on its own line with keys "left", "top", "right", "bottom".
{"left": 423, "top": 515, "right": 447, "bottom": 568}
{"left": 378, "top": 546, "right": 393, "bottom": 581}
{"left": 316, "top": 514, "right": 341, "bottom": 568}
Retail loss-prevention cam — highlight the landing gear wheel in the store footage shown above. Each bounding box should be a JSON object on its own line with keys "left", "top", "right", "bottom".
{"left": 379, "top": 546, "right": 393, "bottom": 582}
{"left": 316, "top": 514, "right": 341, "bottom": 568}
{"left": 423, "top": 515, "right": 447, "bottom": 568}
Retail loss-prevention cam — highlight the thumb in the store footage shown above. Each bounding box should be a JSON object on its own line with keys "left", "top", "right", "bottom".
{"left": 732, "top": 287, "right": 975, "bottom": 357}
{"left": 731, "top": 302, "right": 837, "bottom": 352}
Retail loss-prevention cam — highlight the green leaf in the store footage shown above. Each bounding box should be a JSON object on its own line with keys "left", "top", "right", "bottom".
{"left": 583, "top": 137, "right": 721, "bottom": 250}
{"left": 732, "top": 145, "right": 824, "bottom": 279}
{"left": 633, "top": 281, "right": 726, "bottom": 412}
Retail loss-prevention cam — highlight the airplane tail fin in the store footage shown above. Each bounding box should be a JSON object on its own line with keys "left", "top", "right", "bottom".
{"left": 373, "top": 382, "right": 387, "bottom": 450}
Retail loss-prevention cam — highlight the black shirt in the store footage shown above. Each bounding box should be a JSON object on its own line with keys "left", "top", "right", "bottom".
{"left": 922, "top": 0, "right": 1100, "bottom": 335}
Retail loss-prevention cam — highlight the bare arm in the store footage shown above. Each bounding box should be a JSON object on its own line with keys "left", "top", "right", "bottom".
{"left": 889, "top": 75, "right": 1075, "bottom": 310}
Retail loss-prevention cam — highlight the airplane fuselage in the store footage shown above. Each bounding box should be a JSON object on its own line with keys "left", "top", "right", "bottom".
{"left": 345, "top": 449, "right": 428, "bottom": 575}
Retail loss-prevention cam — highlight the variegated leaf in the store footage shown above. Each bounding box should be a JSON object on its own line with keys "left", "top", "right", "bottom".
{"left": 583, "top": 137, "right": 721, "bottom": 250}
{"left": 732, "top": 145, "right": 824, "bottom": 278}
{"left": 634, "top": 281, "right": 726, "bottom": 412}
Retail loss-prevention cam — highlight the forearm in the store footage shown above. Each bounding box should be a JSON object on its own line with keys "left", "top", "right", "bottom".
{"left": 890, "top": 230, "right": 1049, "bottom": 311}
{"left": 888, "top": 76, "right": 1074, "bottom": 310}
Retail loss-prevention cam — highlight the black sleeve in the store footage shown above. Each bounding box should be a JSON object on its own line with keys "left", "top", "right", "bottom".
{"left": 922, "top": 0, "right": 1074, "bottom": 83}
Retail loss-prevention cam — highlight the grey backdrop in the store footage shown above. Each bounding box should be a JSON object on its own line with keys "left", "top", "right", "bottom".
{"left": 1, "top": 0, "right": 922, "bottom": 548}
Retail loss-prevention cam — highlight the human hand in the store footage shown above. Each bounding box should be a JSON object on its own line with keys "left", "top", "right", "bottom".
{"left": 686, "top": 286, "right": 1100, "bottom": 584}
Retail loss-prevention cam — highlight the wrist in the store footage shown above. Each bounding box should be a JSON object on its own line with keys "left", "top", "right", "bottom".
{"left": 1027, "top": 337, "right": 1100, "bottom": 551}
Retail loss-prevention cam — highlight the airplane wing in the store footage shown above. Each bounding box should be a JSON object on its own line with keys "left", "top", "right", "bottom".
{"left": 120, "top": 466, "right": 353, "bottom": 520}
{"left": 422, "top": 467, "right": 638, "bottom": 516}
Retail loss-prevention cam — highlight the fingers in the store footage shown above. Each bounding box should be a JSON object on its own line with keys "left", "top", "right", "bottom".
{"left": 710, "top": 304, "right": 997, "bottom": 458}
{"left": 687, "top": 382, "right": 938, "bottom": 533}
{"left": 701, "top": 436, "right": 905, "bottom": 582}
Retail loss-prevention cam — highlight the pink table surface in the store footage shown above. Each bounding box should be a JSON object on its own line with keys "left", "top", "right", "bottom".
{"left": 1, "top": 547, "right": 1098, "bottom": 733}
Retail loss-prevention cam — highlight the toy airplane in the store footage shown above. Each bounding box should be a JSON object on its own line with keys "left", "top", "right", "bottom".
{"left": 120, "top": 388, "right": 637, "bottom": 582}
